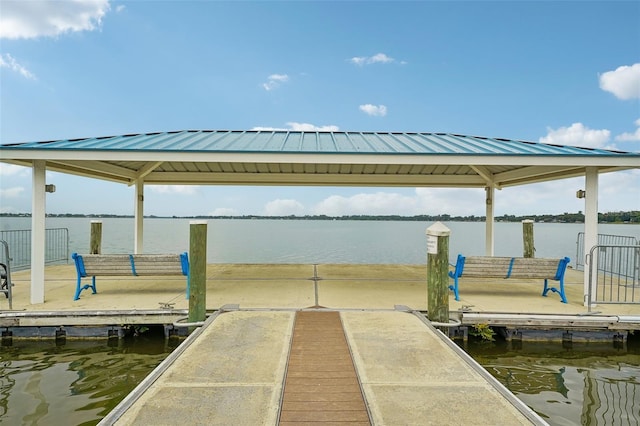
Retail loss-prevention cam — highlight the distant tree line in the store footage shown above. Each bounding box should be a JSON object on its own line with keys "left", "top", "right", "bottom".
{"left": 2, "top": 211, "right": 638, "bottom": 223}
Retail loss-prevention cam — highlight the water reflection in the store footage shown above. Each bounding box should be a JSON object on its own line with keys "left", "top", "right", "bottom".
{"left": 461, "top": 339, "right": 640, "bottom": 426}
{"left": 0, "top": 336, "right": 175, "bottom": 425}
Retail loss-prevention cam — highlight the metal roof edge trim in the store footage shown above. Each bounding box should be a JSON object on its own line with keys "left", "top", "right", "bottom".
{"left": 1, "top": 130, "right": 638, "bottom": 157}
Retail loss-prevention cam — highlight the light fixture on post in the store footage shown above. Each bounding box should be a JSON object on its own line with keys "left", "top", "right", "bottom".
{"left": 576, "top": 189, "right": 586, "bottom": 199}
{"left": 45, "top": 184, "right": 56, "bottom": 193}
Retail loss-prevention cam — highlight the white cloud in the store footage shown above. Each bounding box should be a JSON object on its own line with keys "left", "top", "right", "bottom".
{"left": 0, "top": 187, "right": 25, "bottom": 199}
{"left": 615, "top": 128, "right": 640, "bottom": 142}
{"left": 262, "top": 73, "right": 289, "bottom": 91}
{"left": 210, "top": 207, "right": 237, "bottom": 216}
{"left": 615, "top": 118, "right": 640, "bottom": 143}
{"left": 350, "top": 53, "right": 395, "bottom": 66}
{"left": 0, "top": 164, "right": 30, "bottom": 177}
{"left": 539, "top": 123, "right": 612, "bottom": 149}
{"left": 252, "top": 122, "right": 339, "bottom": 131}
{"left": 359, "top": 104, "right": 387, "bottom": 117}
{"left": 0, "top": 0, "right": 110, "bottom": 39}
{"left": 0, "top": 53, "right": 36, "bottom": 80}
{"left": 414, "top": 188, "right": 485, "bottom": 216}
{"left": 496, "top": 181, "right": 577, "bottom": 215}
{"left": 286, "top": 122, "right": 339, "bottom": 131}
{"left": 598, "top": 169, "right": 640, "bottom": 199}
{"left": 251, "top": 126, "right": 288, "bottom": 131}
{"left": 263, "top": 199, "right": 305, "bottom": 216}
{"left": 599, "top": 63, "right": 640, "bottom": 100}
{"left": 149, "top": 185, "right": 198, "bottom": 195}
{"left": 312, "top": 191, "right": 419, "bottom": 216}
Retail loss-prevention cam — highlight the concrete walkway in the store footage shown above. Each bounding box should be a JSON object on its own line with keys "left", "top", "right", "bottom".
{"left": 105, "top": 308, "right": 542, "bottom": 426}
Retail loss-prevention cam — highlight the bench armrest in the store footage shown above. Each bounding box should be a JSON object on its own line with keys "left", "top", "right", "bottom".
{"left": 555, "top": 257, "right": 571, "bottom": 280}
{"left": 72, "top": 253, "right": 87, "bottom": 277}
{"left": 450, "top": 254, "right": 465, "bottom": 278}
{"left": 180, "top": 252, "right": 189, "bottom": 276}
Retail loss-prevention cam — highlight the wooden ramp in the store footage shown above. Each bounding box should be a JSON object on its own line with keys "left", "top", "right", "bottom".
{"left": 279, "top": 310, "right": 371, "bottom": 424}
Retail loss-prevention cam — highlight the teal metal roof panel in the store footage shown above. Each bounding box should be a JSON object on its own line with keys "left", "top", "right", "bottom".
{"left": 2, "top": 130, "right": 638, "bottom": 157}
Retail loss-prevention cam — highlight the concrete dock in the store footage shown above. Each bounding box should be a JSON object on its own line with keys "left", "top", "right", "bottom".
{"left": 2, "top": 263, "right": 638, "bottom": 331}
{"left": 2, "top": 263, "right": 639, "bottom": 425}
{"left": 103, "top": 308, "right": 541, "bottom": 425}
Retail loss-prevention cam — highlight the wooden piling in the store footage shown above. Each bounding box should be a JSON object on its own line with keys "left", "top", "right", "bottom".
{"left": 522, "top": 219, "right": 534, "bottom": 258}
{"left": 426, "top": 222, "right": 450, "bottom": 323}
{"left": 90, "top": 221, "right": 102, "bottom": 254}
{"left": 188, "top": 221, "right": 207, "bottom": 326}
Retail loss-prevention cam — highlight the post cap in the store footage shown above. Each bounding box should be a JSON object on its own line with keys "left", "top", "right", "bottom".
{"left": 426, "top": 221, "right": 450, "bottom": 237}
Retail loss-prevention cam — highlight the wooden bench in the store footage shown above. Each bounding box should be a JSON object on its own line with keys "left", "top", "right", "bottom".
{"left": 448, "top": 255, "right": 571, "bottom": 303}
{"left": 71, "top": 252, "right": 189, "bottom": 301}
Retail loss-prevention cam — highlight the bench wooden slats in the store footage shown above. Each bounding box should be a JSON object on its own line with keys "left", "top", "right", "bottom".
{"left": 448, "top": 254, "right": 570, "bottom": 303}
{"left": 454, "top": 257, "right": 513, "bottom": 278}
{"left": 510, "top": 258, "right": 562, "bottom": 280}
{"left": 130, "top": 255, "right": 185, "bottom": 275}
{"left": 79, "top": 255, "right": 134, "bottom": 276}
{"left": 72, "top": 252, "right": 189, "bottom": 300}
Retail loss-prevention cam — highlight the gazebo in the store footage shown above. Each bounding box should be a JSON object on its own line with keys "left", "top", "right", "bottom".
{"left": 1, "top": 130, "right": 638, "bottom": 304}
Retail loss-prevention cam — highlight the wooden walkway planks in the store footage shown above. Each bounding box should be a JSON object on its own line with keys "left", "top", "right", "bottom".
{"left": 279, "top": 310, "right": 371, "bottom": 425}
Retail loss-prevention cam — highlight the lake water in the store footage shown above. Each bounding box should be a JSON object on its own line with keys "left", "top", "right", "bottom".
{"left": 464, "top": 339, "right": 640, "bottom": 426}
{"left": 1, "top": 217, "right": 639, "bottom": 425}
{"left": 2, "top": 217, "right": 639, "bottom": 266}
{"left": 0, "top": 334, "right": 175, "bottom": 426}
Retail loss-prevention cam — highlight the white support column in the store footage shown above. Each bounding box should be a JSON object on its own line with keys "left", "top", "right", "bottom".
{"left": 485, "top": 186, "right": 495, "bottom": 256}
{"left": 31, "top": 160, "right": 46, "bottom": 304}
{"left": 583, "top": 167, "right": 599, "bottom": 306}
{"left": 134, "top": 179, "right": 144, "bottom": 254}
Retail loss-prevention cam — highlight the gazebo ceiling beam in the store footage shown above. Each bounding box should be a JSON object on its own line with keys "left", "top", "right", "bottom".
{"left": 141, "top": 171, "right": 488, "bottom": 187}
{"left": 469, "top": 165, "right": 499, "bottom": 189}
{"left": 132, "top": 161, "right": 165, "bottom": 184}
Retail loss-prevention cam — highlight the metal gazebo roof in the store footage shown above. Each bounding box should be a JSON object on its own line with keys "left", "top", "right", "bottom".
{"left": 1, "top": 130, "right": 638, "bottom": 188}
{"left": 3, "top": 129, "right": 638, "bottom": 305}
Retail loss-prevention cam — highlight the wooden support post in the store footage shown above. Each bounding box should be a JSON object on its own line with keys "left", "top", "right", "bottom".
{"left": 188, "top": 221, "right": 207, "bottom": 326}
{"left": 522, "top": 219, "right": 534, "bottom": 258}
{"left": 90, "top": 221, "right": 102, "bottom": 254}
{"left": 426, "top": 222, "right": 450, "bottom": 324}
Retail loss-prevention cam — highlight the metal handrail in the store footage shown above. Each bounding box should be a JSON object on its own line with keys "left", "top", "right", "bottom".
{"left": 0, "top": 240, "right": 13, "bottom": 309}
{"left": 577, "top": 232, "right": 639, "bottom": 271}
{"left": 587, "top": 244, "right": 640, "bottom": 312}
{"left": 0, "top": 228, "right": 69, "bottom": 270}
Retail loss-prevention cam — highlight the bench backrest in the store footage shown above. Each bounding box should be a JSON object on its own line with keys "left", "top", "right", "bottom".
{"left": 453, "top": 254, "right": 570, "bottom": 280}
{"left": 72, "top": 253, "right": 189, "bottom": 277}
{"left": 509, "top": 257, "right": 570, "bottom": 280}
{"left": 73, "top": 254, "right": 134, "bottom": 277}
{"left": 457, "top": 256, "right": 514, "bottom": 278}
{"left": 130, "top": 254, "right": 186, "bottom": 276}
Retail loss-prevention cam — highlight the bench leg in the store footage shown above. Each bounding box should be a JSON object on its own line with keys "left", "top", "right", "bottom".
{"left": 542, "top": 279, "right": 567, "bottom": 304}
{"left": 448, "top": 277, "right": 460, "bottom": 301}
{"left": 74, "top": 276, "right": 97, "bottom": 301}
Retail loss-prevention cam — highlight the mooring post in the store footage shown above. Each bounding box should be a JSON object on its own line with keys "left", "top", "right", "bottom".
{"left": 188, "top": 220, "right": 207, "bottom": 326}
{"left": 90, "top": 220, "right": 102, "bottom": 254}
{"left": 426, "top": 222, "right": 450, "bottom": 324}
{"left": 522, "top": 219, "right": 534, "bottom": 258}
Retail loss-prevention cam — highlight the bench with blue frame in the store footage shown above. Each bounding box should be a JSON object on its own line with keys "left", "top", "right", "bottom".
{"left": 448, "top": 255, "right": 571, "bottom": 303}
{"left": 71, "top": 252, "right": 190, "bottom": 301}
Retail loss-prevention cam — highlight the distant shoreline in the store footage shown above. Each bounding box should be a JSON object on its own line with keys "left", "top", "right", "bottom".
{"left": 1, "top": 211, "right": 638, "bottom": 224}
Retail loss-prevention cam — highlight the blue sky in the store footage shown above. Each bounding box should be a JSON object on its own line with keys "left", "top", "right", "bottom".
{"left": 1, "top": 0, "right": 639, "bottom": 217}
